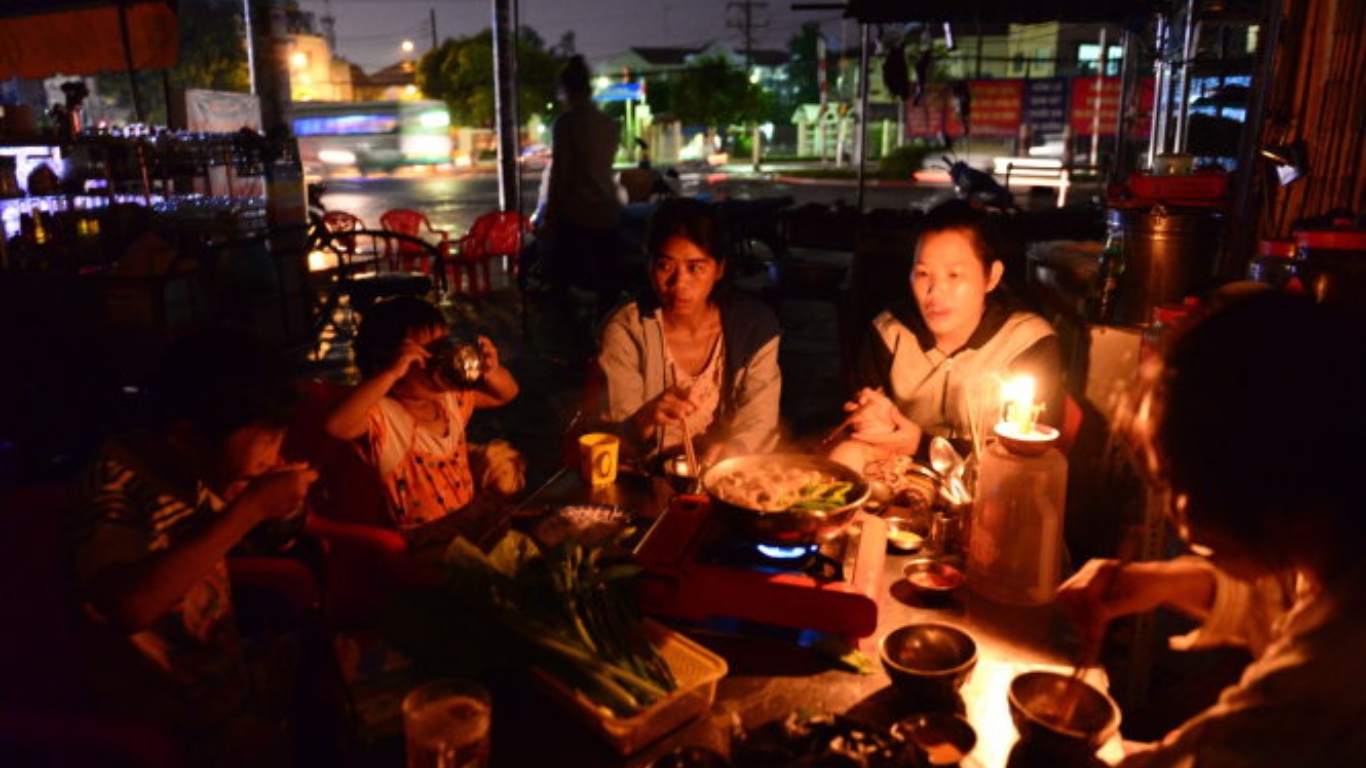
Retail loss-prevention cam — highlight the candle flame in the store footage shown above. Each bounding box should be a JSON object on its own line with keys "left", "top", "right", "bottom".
{"left": 1002, "top": 375, "right": 1039, "bottom": 434}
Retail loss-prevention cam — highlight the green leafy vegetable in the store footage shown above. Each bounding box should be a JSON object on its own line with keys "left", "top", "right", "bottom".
{"left": 384, "top": 530, "right": 678, "bottom": 717}
{"left": 787, "top": 481, "right": 853, "bottom": 511}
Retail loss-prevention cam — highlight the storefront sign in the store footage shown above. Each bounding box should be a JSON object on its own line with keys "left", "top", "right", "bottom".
{"left": 967, "top": 80, "right": 1024, "bottom": 137}
{"left": 1023, "top": 78, "right": 1069, "bottom": 134}
{"left": 1069, "top": 76, "right": 1155, "bottom": 137}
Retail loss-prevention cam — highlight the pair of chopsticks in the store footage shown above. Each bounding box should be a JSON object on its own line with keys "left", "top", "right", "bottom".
{"left": 669, "top": 361, "right": 700, "bottom": 473}
{"left": 1058, "top": 528, "right": 1141, "bottom": 721}
{"left": 680, "top": 419, "right": 699, "bottom": 476}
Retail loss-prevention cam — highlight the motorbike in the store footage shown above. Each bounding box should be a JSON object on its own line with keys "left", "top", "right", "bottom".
{"left": 942, "top": 153, "right": 1014, "bottom": 210}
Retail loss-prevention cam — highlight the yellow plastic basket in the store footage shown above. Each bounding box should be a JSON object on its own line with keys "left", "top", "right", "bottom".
{"left": 532, "top": 621, "right": 729, "bottom": 755}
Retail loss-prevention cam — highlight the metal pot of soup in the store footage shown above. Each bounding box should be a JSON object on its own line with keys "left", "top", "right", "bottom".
{"left": 700, "top": 454, "right": 871, "bottom": 547}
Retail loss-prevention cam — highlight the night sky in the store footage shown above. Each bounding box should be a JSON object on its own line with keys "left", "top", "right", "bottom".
{"left": 298, "top": 0, "right": 850, "bottom": 73}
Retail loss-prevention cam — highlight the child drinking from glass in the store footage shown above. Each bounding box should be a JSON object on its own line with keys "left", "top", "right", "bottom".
{"left": 324, "top": 297, "right": 523, "bottom": 549}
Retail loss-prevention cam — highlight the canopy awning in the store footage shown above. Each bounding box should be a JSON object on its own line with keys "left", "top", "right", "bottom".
{"left": 0, "top": 0, "right": 178, "bottom": 81}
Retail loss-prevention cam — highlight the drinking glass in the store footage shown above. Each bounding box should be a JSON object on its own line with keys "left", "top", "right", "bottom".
{"left": 402, "top": 678, "right": 491, "bottom": 768}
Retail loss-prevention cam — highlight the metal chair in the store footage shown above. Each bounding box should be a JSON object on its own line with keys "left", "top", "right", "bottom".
{"left": 309, "top": 228, "right": 441, "bottom": 344}
{"left": 379, "top": 208, "right": 452, "bottom": 273}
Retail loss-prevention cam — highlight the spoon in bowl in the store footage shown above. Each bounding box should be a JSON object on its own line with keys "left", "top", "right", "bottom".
{"left": 929, "top": 437, "right": 966, "bottom": 503}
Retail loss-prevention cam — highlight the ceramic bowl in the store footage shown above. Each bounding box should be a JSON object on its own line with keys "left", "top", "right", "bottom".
{"left": 1007, "top": 670, "right": 1120, "bottom": 756}
{"left": 893, "top": 712, "right": 977, "bottom": 766}
{"left": 902, "top": 557, "right": 966, "bottom": 595}
{"left": 879, "top": 623, "right": 977, "bottom": 701}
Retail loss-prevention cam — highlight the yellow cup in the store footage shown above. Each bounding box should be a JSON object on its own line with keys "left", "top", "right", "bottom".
{"left": 578, "top": 432, "right": 620, "bottom": 486}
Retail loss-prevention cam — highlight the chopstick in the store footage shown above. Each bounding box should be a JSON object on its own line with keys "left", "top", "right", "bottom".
{"left": 680, "top": 418, "right": 699, "bottom": 476}
{"left": 1058, "top": 528, "right": 1140, "bottom": 721}
{"left": 667, "top": 360, "right": 700, "bottom": 473}
{"left": 820, "top": 416, "right": 853, "bottom": 446}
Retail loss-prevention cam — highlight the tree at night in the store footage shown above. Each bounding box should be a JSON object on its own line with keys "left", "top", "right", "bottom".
{"left": 671, "top": 56, "right": 767, "bottom": 151}
{"left": 417, "top": 28, "right": 562, "bottom": 128}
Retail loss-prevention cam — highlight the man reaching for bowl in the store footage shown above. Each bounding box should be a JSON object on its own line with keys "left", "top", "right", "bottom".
{"left": 1056, "top": 293, "right": 1366, "bottom": 768}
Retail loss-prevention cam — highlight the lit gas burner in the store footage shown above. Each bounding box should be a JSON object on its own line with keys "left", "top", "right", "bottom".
{"left": 634, "top": 496, "right": 885, "bottom": 640}
{"left": 756, "top": 543, "right": 817, "bottom": 560}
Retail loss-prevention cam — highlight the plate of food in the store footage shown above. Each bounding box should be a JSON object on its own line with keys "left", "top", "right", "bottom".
{"left": 533, "top": 504, "right": 631, "bottom": 547}
{"left": 864, "top": 456, "right": 940, "bottom": 513}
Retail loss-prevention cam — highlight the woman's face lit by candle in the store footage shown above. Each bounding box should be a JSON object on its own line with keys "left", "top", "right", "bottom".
{"left": 911, "top": 228, "right": 1004, "bottom": 352}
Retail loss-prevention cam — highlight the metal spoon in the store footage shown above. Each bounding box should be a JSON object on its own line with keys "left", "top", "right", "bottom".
{"left": 928, "top": 436, "right": 960, "bottom": 478}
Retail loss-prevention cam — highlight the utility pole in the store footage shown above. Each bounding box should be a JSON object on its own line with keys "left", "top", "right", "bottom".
{"left": 492, "top": 0, "right": 520, "bottom": 212}
{"left": 725, "top": 0, "right": 767, "bottom": 68}
{"left": 429, "top": 8, "right": 438, "bottom": 50}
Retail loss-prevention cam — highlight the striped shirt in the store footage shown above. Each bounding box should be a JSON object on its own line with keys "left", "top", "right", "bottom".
{"left": 67, "top": 437, "right": 251, "bottom": 729}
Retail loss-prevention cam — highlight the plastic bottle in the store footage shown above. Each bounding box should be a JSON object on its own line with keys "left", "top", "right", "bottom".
{"left": 966, "top": 437, "right": 1068, "bottom": 606}
{"left": 1091, "top": 212, "right": 1126, "bottom": 324}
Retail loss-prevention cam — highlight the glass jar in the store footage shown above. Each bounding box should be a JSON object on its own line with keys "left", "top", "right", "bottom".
{"left": 966, "top": 436, "right": 1068, "bottom": 605}
{"left": 1246, "top": 239, "right": 1299, "bottom": 289}
{"left": 428, "top": 337, "right": 485, "bottom": 389}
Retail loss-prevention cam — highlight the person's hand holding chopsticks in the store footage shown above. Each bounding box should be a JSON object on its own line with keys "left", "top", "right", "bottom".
{"left": 1056, "top": 557, "right": 1221, "bottom": 664}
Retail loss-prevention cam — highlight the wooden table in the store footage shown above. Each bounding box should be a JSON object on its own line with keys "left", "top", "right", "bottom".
{"left": 476, "top": 468, "right": 1126, "bottom": 768}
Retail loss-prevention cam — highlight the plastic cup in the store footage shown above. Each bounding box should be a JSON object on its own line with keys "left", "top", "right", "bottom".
{"left": 578, "top": 432, "right": 620, "bottom": 486}
{"left": 402, "top": 678, "right": 491, "bottom": 768}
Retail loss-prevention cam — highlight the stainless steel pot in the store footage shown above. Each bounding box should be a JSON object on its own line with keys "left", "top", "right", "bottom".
{"left": 700, "top": 454, "right": 871, "bottom": 546}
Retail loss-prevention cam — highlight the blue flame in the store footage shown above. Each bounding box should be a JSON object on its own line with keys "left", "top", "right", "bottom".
{"left": 756, "top": 543, "right": 817, "bottom": 560}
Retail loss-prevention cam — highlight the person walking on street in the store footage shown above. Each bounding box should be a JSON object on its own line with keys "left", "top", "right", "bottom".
{"left": 539, "top": 55, "right": 625, "bottom": 338}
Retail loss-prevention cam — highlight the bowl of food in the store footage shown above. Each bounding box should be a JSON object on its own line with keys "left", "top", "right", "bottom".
{"left": 662, "top": 453, "right": 702, "bottom": 494}
{"left": 864, "top": 456, "right": 940, "bottom": 513}
{"left": 884, "top": 516, "right": 926, "bottom": 554}
{"left": 893, "top": 712, "right": 977, "bottom": 767}
{"left": 1007, "top": 670, "right": 1120, "bottom": 757}
{"left": 879, "top": 623, "right": 977, "bottom": 701}
{"left": 903, "top": 557, "right": 966, "bottom": 595}
{"left": 701, "top": 454, "right": 870, "bottom": 547}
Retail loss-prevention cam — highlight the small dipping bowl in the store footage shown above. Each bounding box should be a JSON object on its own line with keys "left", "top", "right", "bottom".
{"left": 1007, "top": 670, "right": 1120, "bottom": 757}
{"left": 903, "top": 557, "right": 966, "bottom": 596}
{"left": 893, "top": 712, "right": 977, "bottom": 767}
{"left": 662, "top": 453, "right": 701, "bottom": 494}
{"left": 879, "top": 623, "right": 978, "bottom": 703}
{"left": 884, "top": 516, "right": 926, "bottom": 554}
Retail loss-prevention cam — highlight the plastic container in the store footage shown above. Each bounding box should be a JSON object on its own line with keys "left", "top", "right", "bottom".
{"left": 967, "top": 434, "right": 1068, "bottom": 606}
{"left": 532, "top": 621, "right": 728, "bottom": 755}
{"left": 1294, "top": 227, "right": 1366, "bottom": 307}
{"left": 1127, "top": 172, "right": 1229, "bottom": 201}
{"left": 1114, "top": 207, "right": 1223, "bottom": 327}
{"left": 1246, "top": 239, "right": 1299, "bottom": 289}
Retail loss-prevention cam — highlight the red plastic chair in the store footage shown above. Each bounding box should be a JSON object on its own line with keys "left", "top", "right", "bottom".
{"left": 450, "top": 210, "right": 532, "bottom": 295}
{"left": 285, "top": 379, "right": 437, "bottom": 628}
{"left": 320, "top": 210, "right": 366, "bottom": 264}
{"left": 379, "top": 208, "right": 452, "bottom": 273}
{"left": 1058, "top": 392, "right": 1084, "bottom": 456}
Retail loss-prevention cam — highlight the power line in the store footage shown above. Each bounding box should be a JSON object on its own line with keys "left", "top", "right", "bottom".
{"left": 726, "top": 1, "right": 769, "bottom": 67}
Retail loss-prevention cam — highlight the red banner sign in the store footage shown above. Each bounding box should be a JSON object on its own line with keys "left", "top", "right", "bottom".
{"left": 967, "top": 80, "right": 1024, "bottom": 137}
{"left": 1069, "top": 76, "right": 1155, "bottom": 137}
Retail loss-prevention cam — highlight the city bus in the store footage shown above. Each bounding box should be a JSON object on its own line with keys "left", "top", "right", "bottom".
{"left": 291, "top": 99, "right": 452, "bottom": 178}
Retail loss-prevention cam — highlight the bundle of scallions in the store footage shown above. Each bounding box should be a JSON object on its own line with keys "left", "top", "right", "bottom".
{"left": 423, "top": 530, "right": 678, "bottom": 717}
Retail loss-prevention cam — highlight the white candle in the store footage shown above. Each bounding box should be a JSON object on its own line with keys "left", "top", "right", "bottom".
{"left": 1002, "top": 375, "right": 1038, "bottom": 434}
